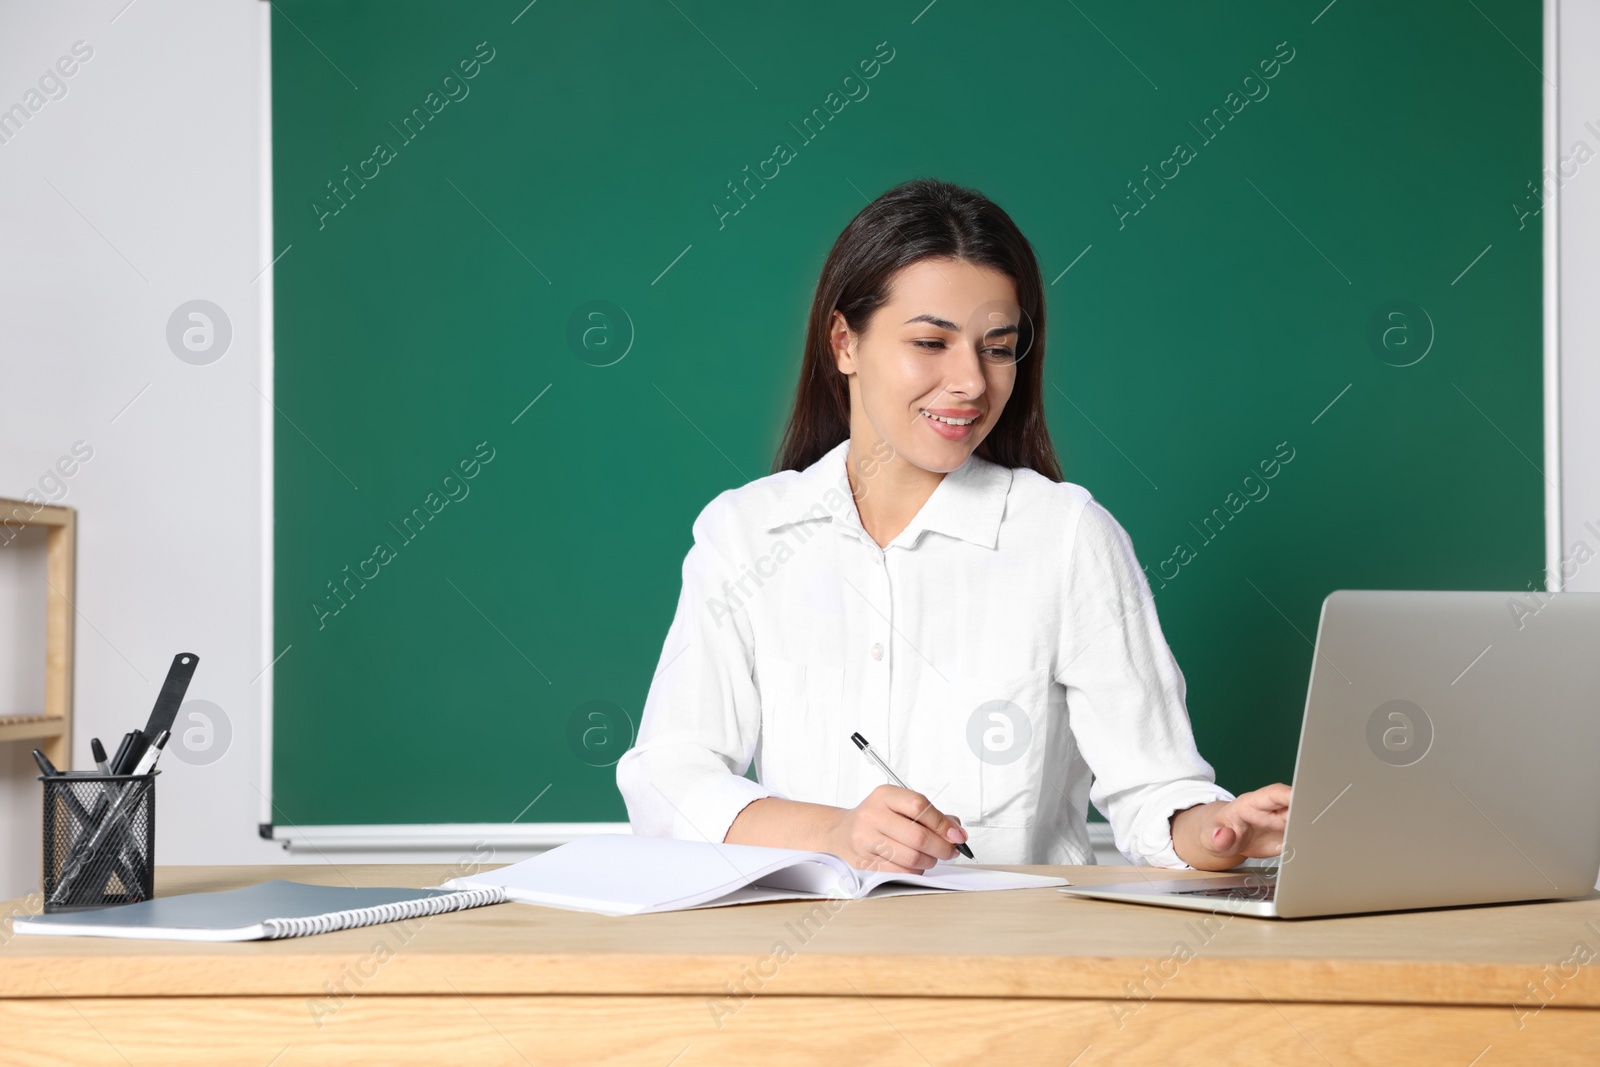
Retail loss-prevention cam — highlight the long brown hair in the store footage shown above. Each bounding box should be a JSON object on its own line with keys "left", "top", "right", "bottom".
{"left": 772, "top": 177, "right": 1063, "bottom": 482}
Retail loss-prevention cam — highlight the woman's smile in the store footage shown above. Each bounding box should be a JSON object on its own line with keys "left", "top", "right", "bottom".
{"left": 918, "top": 406, "right": 982, "bottom": 439}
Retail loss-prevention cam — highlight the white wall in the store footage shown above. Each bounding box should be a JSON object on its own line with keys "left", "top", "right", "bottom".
{"left": 0, "top": 1, "right": 1593, "bottom": 900}
{"left": 1559, "top": 0, "right": 1600, "bottom": 587}
{"left": 0, "top": 0, "right": 283, "bottom": 901}
{"left": 0, "top": 0, "right": 382, "bottom": 898}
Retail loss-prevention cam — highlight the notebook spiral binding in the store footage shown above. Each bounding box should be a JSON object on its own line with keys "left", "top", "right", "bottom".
{"left": 259, "top": 885, "right": 509, "bottom": 939}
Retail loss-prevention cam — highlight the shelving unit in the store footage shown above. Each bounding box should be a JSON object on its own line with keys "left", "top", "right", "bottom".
{"left": 0, "top": 499, "right": 75, "bottom": 768}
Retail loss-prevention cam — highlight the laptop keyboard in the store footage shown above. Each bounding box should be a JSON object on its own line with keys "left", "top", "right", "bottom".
{"left": 1171, "top": 882, "right": 1277, "bottom": 901}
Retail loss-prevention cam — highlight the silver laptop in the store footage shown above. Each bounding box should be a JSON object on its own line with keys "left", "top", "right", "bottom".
{"left": 1058, "top": 589, "right": 1600, "bottom": 919}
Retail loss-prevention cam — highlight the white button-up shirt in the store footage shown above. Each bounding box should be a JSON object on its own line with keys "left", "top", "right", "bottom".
{"left": 616, "top": 438, "right": 1235, "bottom": 867}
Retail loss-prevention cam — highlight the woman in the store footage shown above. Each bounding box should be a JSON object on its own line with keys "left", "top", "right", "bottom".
{"left": 617, "top": 178, "right": 1291, "bottom": 873}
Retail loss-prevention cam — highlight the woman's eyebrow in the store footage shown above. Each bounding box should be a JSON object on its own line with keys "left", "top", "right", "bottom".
{"left": 903, "top": 313, "right": 1019, "bottom": 337}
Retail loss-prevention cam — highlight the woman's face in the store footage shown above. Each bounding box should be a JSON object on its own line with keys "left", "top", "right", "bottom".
{"left": 833, "top": 257, "right": 1021, "bottom": 474}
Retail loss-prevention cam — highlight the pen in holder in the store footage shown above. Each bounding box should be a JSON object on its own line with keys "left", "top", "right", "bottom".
{"left": 41, "top": 770, "right": 158, "bottom": 912}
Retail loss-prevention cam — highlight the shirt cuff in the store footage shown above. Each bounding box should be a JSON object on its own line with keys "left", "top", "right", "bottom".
{"left": 1131, "top": 785, "right": 1237, "bottom": 869}
{"left": 673, "top": 773, "right": 774, "bottom": 844}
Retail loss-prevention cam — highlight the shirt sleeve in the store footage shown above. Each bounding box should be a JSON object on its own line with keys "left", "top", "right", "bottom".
{"left": 1055, "top": 495, "right": 1234, "bottom": 869}
{"left": 615, "top": 491, "right": 773, "bottom": 844}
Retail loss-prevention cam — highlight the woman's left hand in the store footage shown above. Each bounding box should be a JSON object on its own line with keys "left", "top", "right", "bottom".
{"left": 1172, "top": 784, "right": 1292, "bottom": 870}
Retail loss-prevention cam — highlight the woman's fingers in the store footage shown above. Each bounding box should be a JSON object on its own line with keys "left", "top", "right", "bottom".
{"left": 875, "top": 813, "right": 955, "bottom": 865}
{"left": 1231, "top": 819, "right": 1287, "bottom": 858}
{"left": 1209, "top": 786, "right": 1293, "bottom": 857}
{"left": 1216, "top": 783, "right": 1292, "bottom": 854}
{"left": 857, "top": 852, "right": 927, "bottom": 875}
{"left": 876, "top": 785, "right": 967, "bottom": 846}
{"left": 871, "top": 806, "right": 951, "bottom": 867}
{"left": 862, "top": 834, "right": 941, "bottom": 872}
{"left": 1245, "top": 783, "right": 1292, "bottom": 811}
{"left": 829, "top": 786, "right": 965, "bottom": 872}
{"left": 855, "top": 788, "right": 959, "bottom": 868}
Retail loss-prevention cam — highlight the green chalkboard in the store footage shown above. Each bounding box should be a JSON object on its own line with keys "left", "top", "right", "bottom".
{"left": 269, "top": 0, "right": 1545, "bottom": 833}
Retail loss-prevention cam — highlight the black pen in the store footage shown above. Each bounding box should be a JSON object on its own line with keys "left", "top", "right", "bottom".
{"left": 31, "top": 749, "right": 60, "bottom": 777}
{"left": 109, "top": 731, "right": 137, "bottom": 775}
{"left": 850, "top": 732, "right": 975, "bottom": 860}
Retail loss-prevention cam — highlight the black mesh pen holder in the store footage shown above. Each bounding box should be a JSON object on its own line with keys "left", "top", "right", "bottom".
{"left": 40, "top": 770, "right": 158, "bottom": 913}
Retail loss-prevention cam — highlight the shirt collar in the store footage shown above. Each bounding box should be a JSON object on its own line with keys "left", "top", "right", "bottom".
{"left": 763, "top": 438, "right": 1014, "bottom": 550}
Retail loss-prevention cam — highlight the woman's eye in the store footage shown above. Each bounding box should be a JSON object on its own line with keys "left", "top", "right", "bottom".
{"left": 910, "top": 339, "right": 1014, "bottom": 361}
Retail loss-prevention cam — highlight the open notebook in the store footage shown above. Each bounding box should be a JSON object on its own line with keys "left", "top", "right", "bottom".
{"left": 10, "top": 880, "right": 507, "bottom": 941}
{"left": 439, "top": 834, "right": 1072, "bottom": 916}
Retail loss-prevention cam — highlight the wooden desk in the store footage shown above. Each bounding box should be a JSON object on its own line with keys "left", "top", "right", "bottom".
{"left": 2, "top": 862, "right": 1598, "bottom": 1065}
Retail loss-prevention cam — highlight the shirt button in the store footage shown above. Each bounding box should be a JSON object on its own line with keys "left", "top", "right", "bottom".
{"left": 875, "top": 554, "right": 884, "bottom": 565}
{"left": 871, "top": 643, "right": 884, "bottom": 661}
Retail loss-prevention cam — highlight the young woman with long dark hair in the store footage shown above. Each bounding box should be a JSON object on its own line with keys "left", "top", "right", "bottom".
{"left": 617, "top": 178, "right": 1291, "bottom": 872}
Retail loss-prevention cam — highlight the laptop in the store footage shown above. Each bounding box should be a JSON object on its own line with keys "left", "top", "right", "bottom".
{"left": 1057, "top": 589, "right": 1600, "bottom": 919}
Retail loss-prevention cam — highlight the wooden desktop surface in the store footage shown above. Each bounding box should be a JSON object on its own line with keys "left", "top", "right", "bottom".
{"left": 2, "top": 862, "right": 1598, "bottom": 1065}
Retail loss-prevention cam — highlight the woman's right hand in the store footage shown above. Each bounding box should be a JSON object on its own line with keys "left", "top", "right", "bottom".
{"left": 821, "top": 784, "right": 970, "bottom": 873}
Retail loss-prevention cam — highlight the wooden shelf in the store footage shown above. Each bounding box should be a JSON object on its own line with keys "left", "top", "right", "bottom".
{"left": 0, "top": 717, "right": 68, "bottom": 745}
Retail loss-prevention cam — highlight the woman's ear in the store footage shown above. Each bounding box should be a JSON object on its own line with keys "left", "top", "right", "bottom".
{"left": 830, "top": 309, "right": 855, "bottom": 374}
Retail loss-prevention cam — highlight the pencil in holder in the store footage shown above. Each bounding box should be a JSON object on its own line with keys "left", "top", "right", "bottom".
{"left": 40, "top": 770, "right": 158, "bottom": 912}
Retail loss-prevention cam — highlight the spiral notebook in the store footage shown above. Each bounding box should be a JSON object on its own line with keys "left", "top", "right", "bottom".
{"left": 10, "top": 879, "right": 508, "bottom": 941}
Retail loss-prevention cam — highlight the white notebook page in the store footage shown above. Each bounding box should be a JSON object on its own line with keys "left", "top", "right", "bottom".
{"left": 442, "top": 834, "right": 1070, "bottom": 915}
